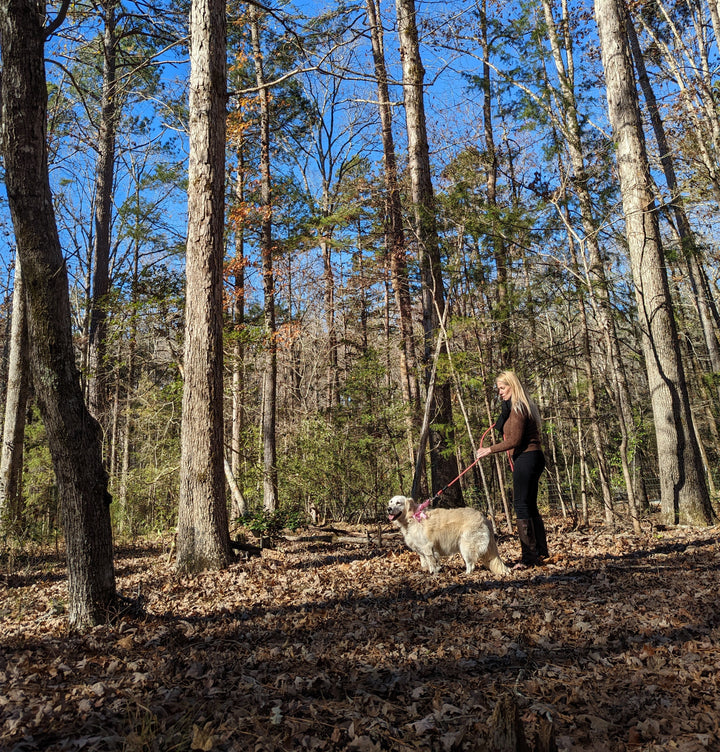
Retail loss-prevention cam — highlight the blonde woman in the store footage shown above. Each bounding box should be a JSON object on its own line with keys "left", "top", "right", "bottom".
{"left": 476, "top": 370, "right": 548, "bottom": 568}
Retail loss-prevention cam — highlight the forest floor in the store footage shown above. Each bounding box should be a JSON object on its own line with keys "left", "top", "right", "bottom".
{"left": 1, "top": 514, "right": 720, "bottom": 752}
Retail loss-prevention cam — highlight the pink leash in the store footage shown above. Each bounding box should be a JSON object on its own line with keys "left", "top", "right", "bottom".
{"left": 413, "top": 423, "right": 498, "bottom": 520}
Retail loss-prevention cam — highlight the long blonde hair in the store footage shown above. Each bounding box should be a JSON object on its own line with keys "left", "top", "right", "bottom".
{"left": 497, "top": 370, "right": 542, "bottom": 428}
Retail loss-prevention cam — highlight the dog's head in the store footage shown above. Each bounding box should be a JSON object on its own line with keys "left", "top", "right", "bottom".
{"left": 387, "top": 495, "right": 411, "bottom": 522}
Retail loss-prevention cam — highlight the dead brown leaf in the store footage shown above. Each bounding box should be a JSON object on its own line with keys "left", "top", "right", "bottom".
{"left": 1, "top": 521, "right": 720, "bottom": 750}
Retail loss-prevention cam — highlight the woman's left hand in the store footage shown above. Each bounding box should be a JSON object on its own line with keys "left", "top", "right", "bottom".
{"left": 476, "top": 446, "right": 492, "bottom": 459}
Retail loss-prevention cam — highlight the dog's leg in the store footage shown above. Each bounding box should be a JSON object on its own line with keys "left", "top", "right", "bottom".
{"left": 409, "top": 542, "right": 432, "bottom": 572}
{"left": 425, "top": 554, "right": 441, "bottom": 574}
{"left": 459, "top": 536, "right": 478, "bottom": 574}
{"left": 431, "top": 553, "right": 441, "bottom": 574}
{"left": 418, "top": 546, "right": 441, "bottom": 574}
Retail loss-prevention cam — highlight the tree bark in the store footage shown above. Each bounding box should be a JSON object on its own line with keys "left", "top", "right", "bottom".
{"left": 87, "top": 0, "right": 119, "bottom": 425}
{"left": 230, "top": 151, "right": 247, "bottom": 518}
{"left": 0, "top": 0, "right": 116, "bottom": 627}
{"left": 542, "top": 0, "right": 642, "bottom": 532}
{"left": 116, "top": 170, "right": 142, "bottom": 527}
{"left": 250, "top": 10, "right": 278, "bottom": 513}
{"left": 0, "top": 256, "right": 29, "bottom": 531}
{"left": 321, "top": 240, "right": 339, "bottom": 408}
{"left": 594, "top": 0, "right": 714, "bottom": 526}
{"left": 478, "top": 0, "right": 512, "bottom": 362}
{"left": 365, "top": 0, "right": 419, "bottom": 420}
{"left": 176, "top": 0, "right": 232, "bottom": 572}
{"left": 625, "top": 8, "right": 720, "bottom": 397}
{"left": 395, "top": 0, "right": 461, "bottom": 504}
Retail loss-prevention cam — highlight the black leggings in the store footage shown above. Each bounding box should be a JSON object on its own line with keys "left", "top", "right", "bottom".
{"left": 512, "top": 450, "right": 545, "bottom": 519}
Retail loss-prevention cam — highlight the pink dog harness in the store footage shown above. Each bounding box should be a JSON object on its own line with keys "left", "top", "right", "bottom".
{"left": 412, "top": 499, "right": 431, "bottom": 520}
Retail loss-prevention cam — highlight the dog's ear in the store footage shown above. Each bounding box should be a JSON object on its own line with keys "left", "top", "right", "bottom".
{"left": 406, "top": 497, "right": 416, "bottom": 512}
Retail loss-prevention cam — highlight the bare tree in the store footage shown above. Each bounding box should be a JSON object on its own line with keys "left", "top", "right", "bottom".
{"left": 541, "top": 0, "right": 641, "bottom": 531}
{"left": 0, "top": 0, "right": 116, "bottom": 627}
{"left": 86, "top": 0, "right": 119, "bottom": 425}
{"left": 625, "top": 7, "right": 720, "bottom": 400}
{"left": 0, "top": 257, "right": 29, "bottom": 531}
{"left": 250, "top": 8, "right": 278, "bottom": 513}
{"left": 365, "top": 0, "right": 419, "bottom": 430}
{"left": 478, "top": 0, "right": 512, "bottom": 362}
{"left": 395, "top": 0, "right": 461, "bottom": 504}
{"left": 229, "top": 151, "right": 248, "bottom": 519}
{"left": 176, "top": 0, "right": 232, "bottom": 571}
{"left": 594, "top": 0, "right": 714, "bottom": 526}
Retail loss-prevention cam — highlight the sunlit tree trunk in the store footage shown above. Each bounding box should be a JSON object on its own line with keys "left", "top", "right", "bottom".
{"left": 594, "top": 0, "right": 714, "bottom": 526}
{"left": 320, "top": 236, "right": 339, "bottom": 408}
{"left": 0, "top": 0, "right": 116, "bottom": 627}
{"left": 575, "top": 243, "right": 615, "bottom": 526}
{"left": 0, "top": 257, "right": 29, "bottom": 531}
{"left": 176, "top": 0, "right": 232, "bottom": 571}
{"left": 87, "top": 0, "right": 118, "bottom": 425}
{"left": 230, "top": 151, "right": 247, "bottom": 518}
{"left": 551, "top": 150, "right": 616, "bottom": 527}
{"left": 395, "top": 0, "right": 461, "bottom": 504}
{"left": 365, "top": 0, "right": 419, "bottom": 466}
{"left": 625, "top": 10, "right": 720, "bottom": 397}
{"left": 117, "top": 206, "right": 140, "bottom": 526}
{"left": 543, "top": 0, "right": 641, "bottom": 532}
{"left": 478, "top": 0, "right": 511, "bottom": 362}
{"left": 250, "top": 10, "right": 278, "bottom": 513}
{"left": 708, "top": 0, "right": 720, "bottom": 47}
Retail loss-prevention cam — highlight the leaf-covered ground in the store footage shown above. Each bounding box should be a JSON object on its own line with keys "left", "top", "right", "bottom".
{"left": 1, "top": 517, "right": 720, "bottom": 751}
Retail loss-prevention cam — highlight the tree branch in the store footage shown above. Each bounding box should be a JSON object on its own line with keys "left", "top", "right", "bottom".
{"left": 44, "top": 0, "right": 71, "bottom": 38}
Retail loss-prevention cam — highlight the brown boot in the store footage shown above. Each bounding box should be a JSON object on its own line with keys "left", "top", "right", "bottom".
{"left": 516, "top": 518, "right": 541, "bottom": 567}
{"left": 532, "top": 515, "right": 549, "bottom": 558}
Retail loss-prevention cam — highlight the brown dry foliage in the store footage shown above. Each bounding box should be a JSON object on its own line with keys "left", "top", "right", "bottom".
{"left": 1, "top": 518, "right": 719, "bottom": 751}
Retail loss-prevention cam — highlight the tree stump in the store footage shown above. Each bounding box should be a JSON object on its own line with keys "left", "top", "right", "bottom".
{"left": 488, "top": 693, "right": 530, "bottom": 752}
{"left": 533, "top": 714, "right": 558, "bottom": 752}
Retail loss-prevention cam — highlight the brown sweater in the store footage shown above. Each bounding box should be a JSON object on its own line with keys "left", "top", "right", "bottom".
{"left": 490, "top": 405, "right": 542, "bottom": 460}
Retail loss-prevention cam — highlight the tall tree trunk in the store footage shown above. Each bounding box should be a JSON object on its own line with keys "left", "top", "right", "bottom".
{"left": 0, "top": 0, "right": 116, "bottom": 628}
{"left": 250, "top": 11, "right": 278, "bottom": 513}
{"left": 365, "top": 0, "right": 418, "bottom": 419}
{"left": 395, "top": 0, "right": 461, "bottom": 504}
{"left": 576, "top": 251, "right": 615, "bottom": 527}
{"left": 0, "top": 256, "right": 29, "bottom": 531}
{"left": 542, "top": 0, "right": 641, "bottom": 531}
{"left": 594, "top": 0, "right": 714, "bottom": 526}
{"left": 230, "top": 151, "right": 247, "bottom": 518}
{"left": 625, "top": 9, "right": 720, "bottom": 396}
{"left": 176, "top": 0, "right": 231, "bottom": 572}
{"left": 478, "top": 0, "right": 511, "bottom": 362}
{"left": 87, "top": 0, "right": 118, "bottom": 425}
{"left": 321, "top": 234, "right": 339, "bottom": 408}
{"left": 708, "top": 0, "right": 720, "bottom": 54}
{"left": 550, "top": 143, "right": 618, "bottom": 528}
{"left": 117, "top": 204, "right": 140, "bottom": 527}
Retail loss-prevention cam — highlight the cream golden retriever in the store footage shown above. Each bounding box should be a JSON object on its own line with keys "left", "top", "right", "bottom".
{"left": 387, "top": 495, "right": 510, "bottom": 575}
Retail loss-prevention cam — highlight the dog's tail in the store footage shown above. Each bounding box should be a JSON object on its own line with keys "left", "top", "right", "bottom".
{"left": 487, "top": 555, "right": 511, "bottom": 576}
{"left": 485, "top": 535, "right": 511, "bottom": 575}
